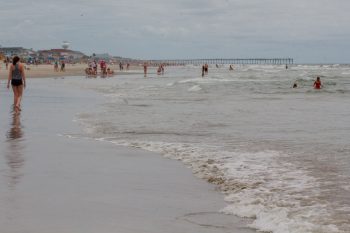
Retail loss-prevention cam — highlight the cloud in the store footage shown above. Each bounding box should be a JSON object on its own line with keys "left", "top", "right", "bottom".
{"left": 0, "top": 0, "right": 349, "bottom": 62}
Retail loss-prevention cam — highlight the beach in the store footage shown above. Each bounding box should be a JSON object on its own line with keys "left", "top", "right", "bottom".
{"left": 1, "top": 64, "right": 350, "bottom": 233}
{"left": 0, "top": 63, "right": 142, "bottom": 79}
{"left": 1, "top": 0, "right": 349, "bottom": 231}
{"left": 0, "top": 77, "right": 254, "bottom": 233}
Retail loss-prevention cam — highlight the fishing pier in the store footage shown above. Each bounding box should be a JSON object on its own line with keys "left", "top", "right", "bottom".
{"left": 146, "top": 58, "right": 293, "bottom": 66}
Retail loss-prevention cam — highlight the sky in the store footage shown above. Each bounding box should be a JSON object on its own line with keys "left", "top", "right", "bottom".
{"left": 0, "top": 0, "right": 350, "bottom": 63}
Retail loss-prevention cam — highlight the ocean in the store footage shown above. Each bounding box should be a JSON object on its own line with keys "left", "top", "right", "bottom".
{"left": 72, "top": 64, "right": 350, "bottom": 233}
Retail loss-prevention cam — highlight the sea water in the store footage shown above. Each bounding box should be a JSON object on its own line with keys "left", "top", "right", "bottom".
{"left": 73, "top": 64, "right": 350, "bottom": 233}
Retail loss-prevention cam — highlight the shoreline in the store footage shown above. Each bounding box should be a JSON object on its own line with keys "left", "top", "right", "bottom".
{"left": 0, "top": 77, "right": 255, "bottom": 233}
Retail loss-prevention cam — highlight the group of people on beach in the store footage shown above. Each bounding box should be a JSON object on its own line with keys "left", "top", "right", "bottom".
{"left": 85, "top": 60, "right": 114, "bottom": 76}
{"left": 142, "top": 63, "right": 165, "bottom": 77}
{"left": 3, "top": 56, "right": 327, "bottom": 115}
{"left": 54, "top": 60, "right": 66, "bottom": 72}
{"left": 119, "top": 62, "right": 130, "bottom": 71}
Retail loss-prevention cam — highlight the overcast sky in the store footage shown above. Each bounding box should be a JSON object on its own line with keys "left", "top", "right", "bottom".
{"left": 1, "top": 0, "right": 350, "bottom": 63}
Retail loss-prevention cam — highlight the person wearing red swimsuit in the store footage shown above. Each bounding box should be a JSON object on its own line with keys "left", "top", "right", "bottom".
{"left": 313, "top": 76, "right": 322, "bottom": 89}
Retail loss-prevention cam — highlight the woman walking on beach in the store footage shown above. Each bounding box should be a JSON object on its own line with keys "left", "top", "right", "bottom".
{"left": 7, "top": 56, "right": 26, "bottom": 111}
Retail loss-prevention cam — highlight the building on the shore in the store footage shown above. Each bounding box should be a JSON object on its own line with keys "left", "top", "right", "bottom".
{"left": 0, "top": 47, "right": 36, "bottom": 58}
{"left": 38, "top": 49, "right": 86, "bottom": 63}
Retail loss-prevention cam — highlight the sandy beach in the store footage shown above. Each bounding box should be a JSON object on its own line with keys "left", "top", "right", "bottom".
{"left": 0, "top": 77, "right": 255, "bottom": 233}
{"left": 0, "top": 63, "right": 142, "bottom": 79}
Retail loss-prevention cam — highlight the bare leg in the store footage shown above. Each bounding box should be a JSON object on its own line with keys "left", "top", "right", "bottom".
{"left": 12, "top": 86, "right": 23, "bottom": 111}
{"left": 16, "top": 85, "right": 23, "bottom": 110}
{"left": 12, "top": 89, "right": 17, "bottom": 107}
{"left": 12, "top": 86, "right": 18, "bottom": 108}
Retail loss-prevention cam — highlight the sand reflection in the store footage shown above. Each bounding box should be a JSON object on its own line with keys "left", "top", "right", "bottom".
{"left": 5, "top": 111, "right": 25, "bottom": 188}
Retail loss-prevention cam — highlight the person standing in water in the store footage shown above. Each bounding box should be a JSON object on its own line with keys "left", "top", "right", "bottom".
{"left": 143, "top": 62, "right": 148, "bottom": 77}
{"left": 7, "top": 56, "right": 26, "bottom": 111}
{"left": 313, "top": 76, "right": 323, "bottom": 89}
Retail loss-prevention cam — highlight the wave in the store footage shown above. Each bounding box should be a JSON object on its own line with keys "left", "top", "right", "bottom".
{"left": 188, "top": 85, "right": 202, "bottom": 92}
{"left": 88, "top": 138, "right": 340, "bottom": 233}
{"left": 73, "top": 65, "right": 350, "bottom": 233}
{"left": 306, "top": 89, "right": 350, "bottom": 94}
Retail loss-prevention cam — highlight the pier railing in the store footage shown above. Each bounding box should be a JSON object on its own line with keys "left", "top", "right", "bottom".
{"left": 145, "top": 58, "right": 293, "bottom": 66}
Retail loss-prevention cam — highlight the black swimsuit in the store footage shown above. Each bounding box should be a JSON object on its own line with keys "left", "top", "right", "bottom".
{"left": 11, "top": 64, "right": 23, "bottom": 86}
{"left": 11, "top": 79, "right": 23, "bottom": 86}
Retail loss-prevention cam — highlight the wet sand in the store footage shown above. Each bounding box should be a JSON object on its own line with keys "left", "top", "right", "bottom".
{"left": 0, "top": 77, "right": 255, "bottom": 233}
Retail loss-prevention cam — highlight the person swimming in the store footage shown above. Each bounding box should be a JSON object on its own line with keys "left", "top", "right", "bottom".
{"left": 313, "top": 76, "right": 322, "bottom": 89}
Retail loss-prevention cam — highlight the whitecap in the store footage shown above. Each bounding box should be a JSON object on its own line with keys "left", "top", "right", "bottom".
{"left": 188, "top": 85, "right": 202, "bottom": 92}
